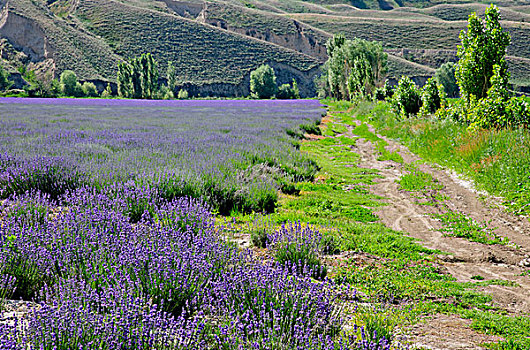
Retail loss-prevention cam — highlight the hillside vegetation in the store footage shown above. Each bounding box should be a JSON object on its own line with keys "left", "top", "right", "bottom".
{"left": 1, "top": 0, "right": 530, "bottom": 95}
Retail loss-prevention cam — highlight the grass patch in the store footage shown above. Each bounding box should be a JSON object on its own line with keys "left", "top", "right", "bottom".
{"left": 431, "top": 212, "right": 510, "bottom": 246}
{"left": 355, "top": 101, "right": 530, "bottom": 216}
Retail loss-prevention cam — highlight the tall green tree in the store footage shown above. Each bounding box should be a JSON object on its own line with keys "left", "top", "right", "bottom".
{"left": 0, "top": 64, "right": 13, "bottom": 92}
{"left": 456, "top": 5, "right": 511, "bottom": 102}
{"left": 166, "top": 61, "right": 178, "bottom": 94}
{"left": 435, "top": 62, "right": 458, "bottom": 98}
{"left": 60, "top": 70, "right": 78, "bottom": 96}
{"left": 117, "top": 62, "right": 132, "bottom": 98}
{"left": 117, "top": 53, "right": 159, "bottom": 99}
{"left": 324, "top": 35, "right": 387, "bottom": 100}
{"left": 250, "top": 64, "right": 277, "bottom": 99}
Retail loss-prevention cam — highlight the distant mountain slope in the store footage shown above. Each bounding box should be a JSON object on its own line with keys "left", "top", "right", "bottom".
{"left": 1, "top": 0, "right": 529, "bottom": 95}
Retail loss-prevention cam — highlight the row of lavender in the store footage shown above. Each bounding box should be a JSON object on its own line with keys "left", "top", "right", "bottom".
{"left": 0, "top": 98, "right": 322, "bottom": 214}
{"left": 0, "top": 99, "right": 391, "bottom": 349}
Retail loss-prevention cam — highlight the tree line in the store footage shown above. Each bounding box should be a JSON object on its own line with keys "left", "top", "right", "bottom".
{"left": 0, "top": 53, "right": 300, "bottom": 100}
{"left": 318, "top": 5, "right": 529, "bottom": 129}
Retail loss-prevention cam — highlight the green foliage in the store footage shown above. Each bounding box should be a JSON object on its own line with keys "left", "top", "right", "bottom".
{"left": 0, "top": 64, "right": 13, "bottom": 92}
{"left": 277, "top": 79, "right": 300, "bottom": 99}
{"left": 177, "top": 89, "right": 189, "bottom": 99}
{"left": 390, "top": 76, "right": 422, "bottom": 118}
{"left": 373, "top": 80, "right": 393, "bottom": 101}
{"left": 456, "top": 5, "right": 511, "bottom": 102}
{"left": 116, "top": 53, "right": 159, "bottom": 99}
{"left": 467, "top": 64, "right": 530, "bottom": 129}
{"left": 323, "top": 35, "right": 387, "bottom": 100}
{"left": 347, "top": 55, "right": 372, "bottom": 100}
{"left": 101, "top": 83, "right": 113, "bottom": 98}
{"left": 435, "top": 62, "right": 458, "bottom": 98}
{"left": 250, "top": 64, "right": 277, "bottom": 99}
{"left": 117, "top": 62, "right": 132, "bottom": 98}
{"left": 419, "top": 77, "right": 445, "bottom": 116}
{"left": 60, "top": 70, "right": 78, "bottom": 96}
{"left": 431, "top": 211, "right": 509, "bottom": 245}
{"left": 81, "top": 82, "right": 98, "bottom": 97}
{"left": 166, "top": 60, "right": 178, "bottom": 94}
{"left": 25, "top": 72, "right": 61, "bottom": 98}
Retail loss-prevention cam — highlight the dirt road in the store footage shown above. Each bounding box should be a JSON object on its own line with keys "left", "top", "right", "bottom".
{"left": 349, "top": 121, "right": 530, "bottom": 350}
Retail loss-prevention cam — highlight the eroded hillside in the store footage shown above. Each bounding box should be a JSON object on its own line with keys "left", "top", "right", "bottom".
{"left": 1, "top": 0, "right": 530, "bottom": 95}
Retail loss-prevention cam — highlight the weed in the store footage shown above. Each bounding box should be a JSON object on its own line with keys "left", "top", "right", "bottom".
{"left": 431, "top": 211, "right": 509, "bottom": 245}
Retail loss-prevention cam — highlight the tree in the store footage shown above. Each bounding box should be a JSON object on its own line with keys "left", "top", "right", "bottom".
{"left": 167, "top": 61, "right": 178, "bottom": 94}
{"left": 117, "top": 62, "right": 132, "bottom": 98}
{"left": 419, "top": 77, "right": 444, "bottom": 116}
{"left": 60, "top": 70, "right": 78, "bottom": 96}
{"left": 250, "top": 64, "right": 277, "bottom": 99}
{"left": 0, "top": 64, "right": 13, "bottom": 92}
{"left": 390, "top": 76, "right": 422, "bottom": 118}
{"left": 116, "top": 53, "right": 160, "bottom": 99}
{"left": 177, "top": 89, "right": 189, "bottom": 99}
{"left": 323, "top": 35, "right": 387, "bottom": 100}
{"left": 347, "top": 54, "right": 372, "bottom": 99}
{"left": 456, "top": 5, "right": 511, "bottom": 103}
{"left": 101, "top": 83, "right": 113, "bottom": 98}
{"left": 292, "top": 79, "right": 300, "bottom": 99}
{"left": 435, "top": 62, "right": 459, "bottom": 98}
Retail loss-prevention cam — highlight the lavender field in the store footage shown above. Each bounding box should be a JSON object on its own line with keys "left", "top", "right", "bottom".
{"left": 0, "top": 99, "right": 390, "bottom": 349}
{"left": 0, "top": 98, "right": 323, "bottom": 215}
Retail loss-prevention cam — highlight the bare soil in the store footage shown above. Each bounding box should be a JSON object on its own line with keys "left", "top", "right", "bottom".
{"left": 350, "top": 121, "right": 530, "bottom": 349}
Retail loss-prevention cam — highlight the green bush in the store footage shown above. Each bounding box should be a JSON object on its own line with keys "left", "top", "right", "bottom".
{"left": 374, "top": 81, "right": 393, "bottom": 101}
{"left": 276, "top": 79, "right": 300, "bottom": 99}
{"left": 390, "top": 76, "right": 422, "bottom": 118}
{"left": 101, "top": 83, "right": 113, "bottom": 98}
{"left": 435, "top": 62, "right": 459, "bottom": 98}
{"left": 177, "top": 89, "right": 189, "bottom": 99}
{"left": 250, "top": 64, "right": 277, "bottom": 99}
{"left": 467, "top": 65, "right": 530, "bottom": 129}
{"left": 74, "top": 82, "right": 84, "bottom": 97}
{"left": 81, "top": 82, "right": 98, "bottom": 97}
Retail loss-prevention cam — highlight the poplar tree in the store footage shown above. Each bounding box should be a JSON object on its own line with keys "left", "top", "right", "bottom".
{"left": 456, "top": 5, "right": 511, "bottom": 103}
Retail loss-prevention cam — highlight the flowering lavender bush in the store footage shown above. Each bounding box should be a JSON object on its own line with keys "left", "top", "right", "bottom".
{"left": 268, "top": 222, "right": 327, "bottom": 279}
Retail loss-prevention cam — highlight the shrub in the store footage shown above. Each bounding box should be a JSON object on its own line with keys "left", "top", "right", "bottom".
{"left": 277, "top": 83, "right": 295, "bottom": 99}
{"left": 467, "top": 65, "right": 530, "bottom": 129}
{"left": 81, "top": 82, "right": 98, "bottom": 97}
{"left": 177, "top": 89, "right": 188, "bottom": 99}
{"left": 374, "top": 80, "right": 393, "bottom": 101}
{"left": 390, "top": 76, "right": 422, "bottom": 118}
{"left": 250, "top": 64, "right": 277, "bottom": 99}
{"left": 74, "top": 82, "right": 84, "bottom": 97}
{"left": 101, "top": 83, "right": 113, "bottom": 98}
